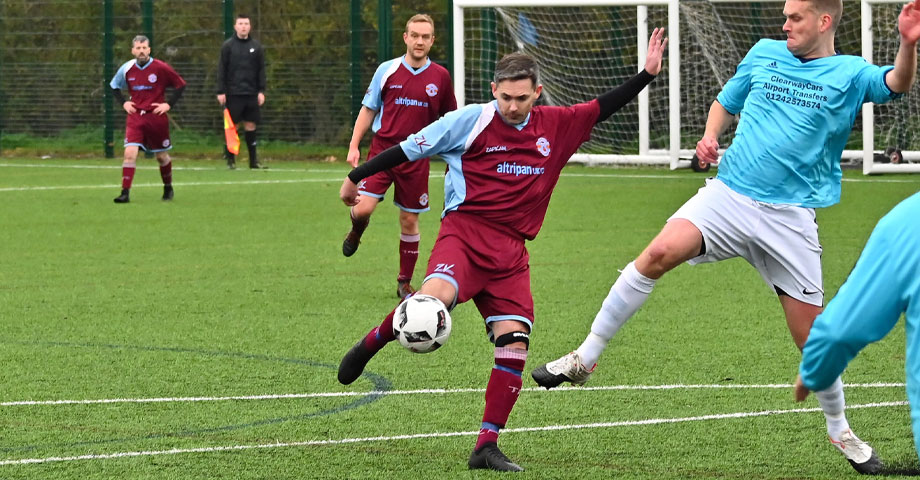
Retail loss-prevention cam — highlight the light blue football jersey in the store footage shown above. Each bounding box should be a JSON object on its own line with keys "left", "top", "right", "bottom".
{"left": 716, "top": 39, "right": 899, "bottom": 207}
{"left": 800, "top": 191, "right": 920, "bottom": 456}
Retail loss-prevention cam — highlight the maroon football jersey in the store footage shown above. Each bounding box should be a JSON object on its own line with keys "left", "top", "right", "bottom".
{"left": 401, "top": 100, "right": 600, "bottom": 240}
{"left": 364, "top": 57, "right": 456, "bottom": 151}
{"left": 110, "top": 58, "right": 186, "bottom": 111}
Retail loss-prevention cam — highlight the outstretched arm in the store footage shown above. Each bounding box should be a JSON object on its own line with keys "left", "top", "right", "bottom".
{"left": 885, "top": 1, "right": 920, "bottom": 93}
{"left": 596, "top": 28, "right": 667, "bottom": 122}
{"left": 643, "top": 27, "right": 668, "bottom": 76}
{"left": 794, "top": 215, "right": 906, "bottom": 401}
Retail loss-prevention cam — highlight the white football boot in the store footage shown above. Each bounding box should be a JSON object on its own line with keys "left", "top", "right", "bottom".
{"left": 830, "top": 429, "right": 883, "bottom": 475}
{"left": 531, "top": 351, "right": 595, "bottom": 389}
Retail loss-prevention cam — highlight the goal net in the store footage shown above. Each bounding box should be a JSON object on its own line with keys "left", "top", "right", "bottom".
{"left": 859, "top": 0, "right": 920, "bottom": 173}
{"left": 455, "top": 1, "right": 678, "bottom": 166}
{"left": 453, "top": 0, "right": 920, "bottom": 172}
{"left": 680, "top": 0, "right": 920, "bottom": 173}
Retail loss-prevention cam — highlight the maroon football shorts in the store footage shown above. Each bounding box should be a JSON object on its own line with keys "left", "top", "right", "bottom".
{"left": 124, "top": 110, "right": 172, "bottom": 152}
{"left": 357, "top": 145, "right": 431, "bottom": 212}
{"left": 424, "top": 212, "right": 534, "bottom": 334}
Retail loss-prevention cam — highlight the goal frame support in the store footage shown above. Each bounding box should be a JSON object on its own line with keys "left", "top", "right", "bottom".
{"left": 452, "top": 0, "right": 682, "bottom": 168}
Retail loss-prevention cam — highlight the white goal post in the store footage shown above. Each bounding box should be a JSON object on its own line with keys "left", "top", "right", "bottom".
{"left": 452, "top": 0, "right": 920, "bottom": 173}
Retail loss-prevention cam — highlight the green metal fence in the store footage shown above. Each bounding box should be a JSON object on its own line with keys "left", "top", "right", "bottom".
{"left": 0, "top": 0, "right": 452, "bottom": 157}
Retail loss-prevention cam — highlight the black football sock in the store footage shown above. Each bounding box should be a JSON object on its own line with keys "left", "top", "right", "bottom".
{"left": 245, "top": 130, "right": 258, "bottom": 166}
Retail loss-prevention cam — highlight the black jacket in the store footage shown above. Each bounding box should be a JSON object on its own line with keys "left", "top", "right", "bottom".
{"left": 216, "top": 35, "right": 266, "bottom": 95}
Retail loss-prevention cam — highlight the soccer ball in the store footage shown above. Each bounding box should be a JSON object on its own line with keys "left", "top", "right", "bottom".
{"left": 393, "top": 294, "right": 452, "bottom": 353}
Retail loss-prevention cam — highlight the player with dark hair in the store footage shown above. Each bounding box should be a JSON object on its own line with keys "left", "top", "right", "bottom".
{"left": 217, "top": 14, "right": 266, "bottom": 169}
{"left": 341, "top": 14, "right": 457, "bottom": 299}
{"left": 534, "top": 0, "right": 920, "bottom": 474}
{"left": 795, "top": 191, "right": 920, "bottom": 468}
{"left": 110, "top": 35, "right": 187, "bottom": 204}
{"left": 337, "top": 29, "right": 668, "bottom": 472}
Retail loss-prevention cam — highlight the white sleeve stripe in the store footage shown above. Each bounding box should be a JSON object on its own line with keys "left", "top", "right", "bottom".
{"left": 378, "top": 58, "right": 402, "bottom": 96}
{"left": 464, "top": 102, "right": 496, "bottom": 152}
{"left": 109, "top": 60, "right": 135, "bottom": 89}
{"left": 366, "top": 58, "right": 401, "bottom": 130}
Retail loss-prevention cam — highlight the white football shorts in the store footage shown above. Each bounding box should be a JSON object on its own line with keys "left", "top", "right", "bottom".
{"left": 669, "top": 177, "right": 823, "bottom": 306}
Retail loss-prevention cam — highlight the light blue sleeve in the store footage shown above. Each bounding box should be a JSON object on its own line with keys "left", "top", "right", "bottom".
{"left": 799, "top": 213, "right": 908, "bottom": 391}
{"left": 109, "top": 60, "right": 134, "bottom": 90}
{"left": 398, "top": 104, "right": 485, "bottom": 164}
{"left": 854, "top": 63, "right": 901, "bottom": 104}
{"left": 362, "top": 60, "right": 394, "bottom": 111}
{"left": 716, "top": 41, "right": 760, "bottom": 114}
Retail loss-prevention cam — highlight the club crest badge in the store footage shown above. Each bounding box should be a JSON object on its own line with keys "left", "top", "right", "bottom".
{"left": 536, "top": 137, "right": 551, "bottom": 157}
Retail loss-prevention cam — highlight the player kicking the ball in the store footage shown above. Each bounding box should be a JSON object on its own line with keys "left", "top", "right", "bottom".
{"left": 533, "top": 0, "right": 920, "bottom": 474}
{"left": 338, "top": 30, "right": 668, "bottom": 472}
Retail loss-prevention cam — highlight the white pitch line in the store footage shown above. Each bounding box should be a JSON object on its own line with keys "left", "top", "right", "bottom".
{"left": 0, "top": 382, "right": 905, "bottom": 407}
{"left": 0, "top": 400, "right": 906, "bottom": 466}
{"left": 0, "top": 163, "right": 227, "bottom": 172}
{"left": 561, "top": 172, "right": 920, "bottom": 183}
{"left": 2, "top": 162, "right": 916, "bottom": 192}
{"left": 4, "top": 161, "right": 918, "bottom": 181}
{"left": 0, "top": 163, "right": 324, "bottom": 173}
{"left": 0, "top": 162, "right": 690, "bottom": 179}
{"left": 0, "top": 165, "right": 915, "bottom": 195}
{"left": 0, "top": 178, "right": 342, "bottom": 192}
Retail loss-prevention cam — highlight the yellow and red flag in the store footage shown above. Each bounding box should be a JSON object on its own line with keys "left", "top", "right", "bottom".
{"left": 223, "top": 108, "right": 240, "bottom": 155}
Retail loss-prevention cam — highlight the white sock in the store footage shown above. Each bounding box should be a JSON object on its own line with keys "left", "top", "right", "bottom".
{"left": 576, "top": 261, "right": 656, "bottom": 366}
{"left": 815, "top": 377, "right": 850, "bottom": 441}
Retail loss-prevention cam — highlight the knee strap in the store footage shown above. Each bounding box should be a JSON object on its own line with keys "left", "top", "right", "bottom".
{"left": 494, "top": 331, "right": 530, "bottom": 349}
